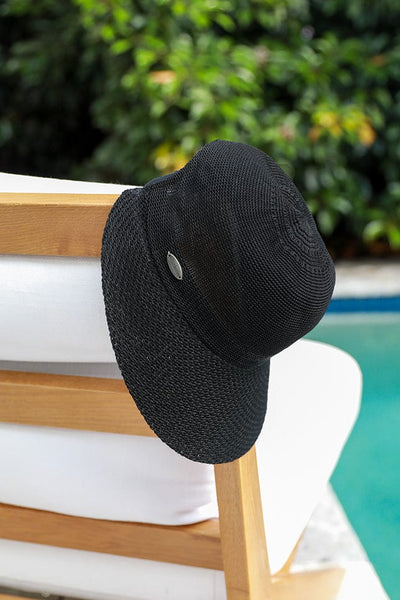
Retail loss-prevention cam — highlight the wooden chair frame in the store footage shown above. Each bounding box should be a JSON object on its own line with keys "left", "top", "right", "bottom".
{"left": 0, "top": 192, "right": 345, "bottom": 600}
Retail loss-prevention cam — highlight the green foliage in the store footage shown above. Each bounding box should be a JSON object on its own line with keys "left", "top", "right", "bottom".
{"left": 0, "top": 1, "right": 106, "bottom": 178}
{"left": 1, "top": 0, "right": 400, "bottom": 255}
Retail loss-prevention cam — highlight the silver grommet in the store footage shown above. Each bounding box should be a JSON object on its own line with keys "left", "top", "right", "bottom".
{"left": 167, "top": 251, "right": 183, "bottom": 280}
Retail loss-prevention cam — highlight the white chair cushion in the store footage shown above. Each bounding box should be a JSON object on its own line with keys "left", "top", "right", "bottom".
{"left": 0, "top": 171, "right": 132, "bottom": 194}
{"left": 0, "top": 254, "right": 118, "bottom": 362}
{"left": 0, "top": 170, "right": 132, "bottom": 363}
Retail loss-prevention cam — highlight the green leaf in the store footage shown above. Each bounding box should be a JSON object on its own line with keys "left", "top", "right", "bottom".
{"left": 387, "top": 223, "right": 400, "bottom": 248}
{"left": 363, "top": 220, "right": 386, "bottom": 242}
{"left": 215, "top": 13, "right": 235, "bottom": 32}
{"left": 317, "top": 209, "right": 336, "bottom": 235}
{"left": 110, "top": 38, "right": 131, "bottom": 55}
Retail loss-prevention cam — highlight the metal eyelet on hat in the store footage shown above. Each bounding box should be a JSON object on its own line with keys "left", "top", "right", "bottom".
{"left": 167, "top": 251, "right": 183, "bottom": 280}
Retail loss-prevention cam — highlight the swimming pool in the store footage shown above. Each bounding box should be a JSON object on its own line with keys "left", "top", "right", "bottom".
{"left": 306, "top": 304, "right": 400, "bottom": 600}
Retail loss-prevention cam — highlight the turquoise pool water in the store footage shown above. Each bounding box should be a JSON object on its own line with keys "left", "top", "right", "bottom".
{"left": 306, "top": 311, "right": 400, "bottom": 600}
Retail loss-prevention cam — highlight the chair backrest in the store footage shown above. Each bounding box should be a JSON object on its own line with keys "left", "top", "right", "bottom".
{"left": 0, "top": 190, "right": 275, "bottom": 600}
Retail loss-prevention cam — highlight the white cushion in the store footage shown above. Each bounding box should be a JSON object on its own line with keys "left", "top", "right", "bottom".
{"left": 0, "top": 539, "right": 227, "bottom": 600}
{"left": 0, "top": 170, "right": 132, "bottom": 363}
{"left": 0, "top": 171, "right": 132, "bottom": 194}
{"left": 0, "top": 254, "right": 119, "bottom": 362}
{"left": 0, "top": 423, "right": 217, "bottom": 525}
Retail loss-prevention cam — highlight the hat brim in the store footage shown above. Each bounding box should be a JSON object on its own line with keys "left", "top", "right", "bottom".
{"left": 101, "top": 188, "right": 270, "bottom": 464}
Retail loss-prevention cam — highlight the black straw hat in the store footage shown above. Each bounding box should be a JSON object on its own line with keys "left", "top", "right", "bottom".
{"left": 101, "top": 140, "right": 335, "bottom": 464}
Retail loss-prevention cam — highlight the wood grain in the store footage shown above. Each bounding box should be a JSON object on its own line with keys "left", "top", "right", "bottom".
{"left": 214, "top": 447, "right": 273, "bottom": 600}
{"left": 277, "top": 534, "right": 303, "bottom": 575}
{"left": 0, "top": 192, "right": 118, "bottom": 257}
{"left": 0, "top": 503, "right": 223, "bottom": 570}
{"left": 272, "top": 568, "right": 345, "bottom": 600}
{"left": 0, "top": 370, "right": 155, "bottom": 436}
{"left": 0, "top": 595, "right": 39, "bottom": 600}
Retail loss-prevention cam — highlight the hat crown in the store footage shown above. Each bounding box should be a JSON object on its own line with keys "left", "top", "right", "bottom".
{"left": 146, "top": 140, "right": 334, "bottom": 366}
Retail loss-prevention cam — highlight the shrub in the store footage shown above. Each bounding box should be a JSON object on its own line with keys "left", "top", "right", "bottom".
{"left": 1, "top": 0, "right": 400, "bottom": 256}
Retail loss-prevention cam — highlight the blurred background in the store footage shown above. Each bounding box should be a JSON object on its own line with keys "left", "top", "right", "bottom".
{"left": 1, "top": 1, "right": 399, "bottom": 599}
{"left": 1, "top": 0, "right": 400, "bottom": 260}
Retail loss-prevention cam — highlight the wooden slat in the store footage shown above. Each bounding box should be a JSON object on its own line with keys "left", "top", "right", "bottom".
{"left": 277, "top": 534, "right": 303, "bottom": 575}
{"left": 0, "top": 503, "right": 223, "bottom": 570}
{"left": 214, "top": 447, "right": 273, "bottom": 600}
{"left": 0, "top": 595, "right": 40, "bottom": 600}
{"left": 271, "top": 568, "right": 345, "bottom": 600}
{"left": 0, "top": 192, "right": 118, "bottom": 256}
{"left": 0, "top": 370, "right": 155, "bottom": 436}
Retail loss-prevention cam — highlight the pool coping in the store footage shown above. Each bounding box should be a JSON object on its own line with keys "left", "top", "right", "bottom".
{"left": 333, "top": 259, "right": 400, "bottom": 299}
{"left": 294, "top": 485, "right": 390, "bottom": 599}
